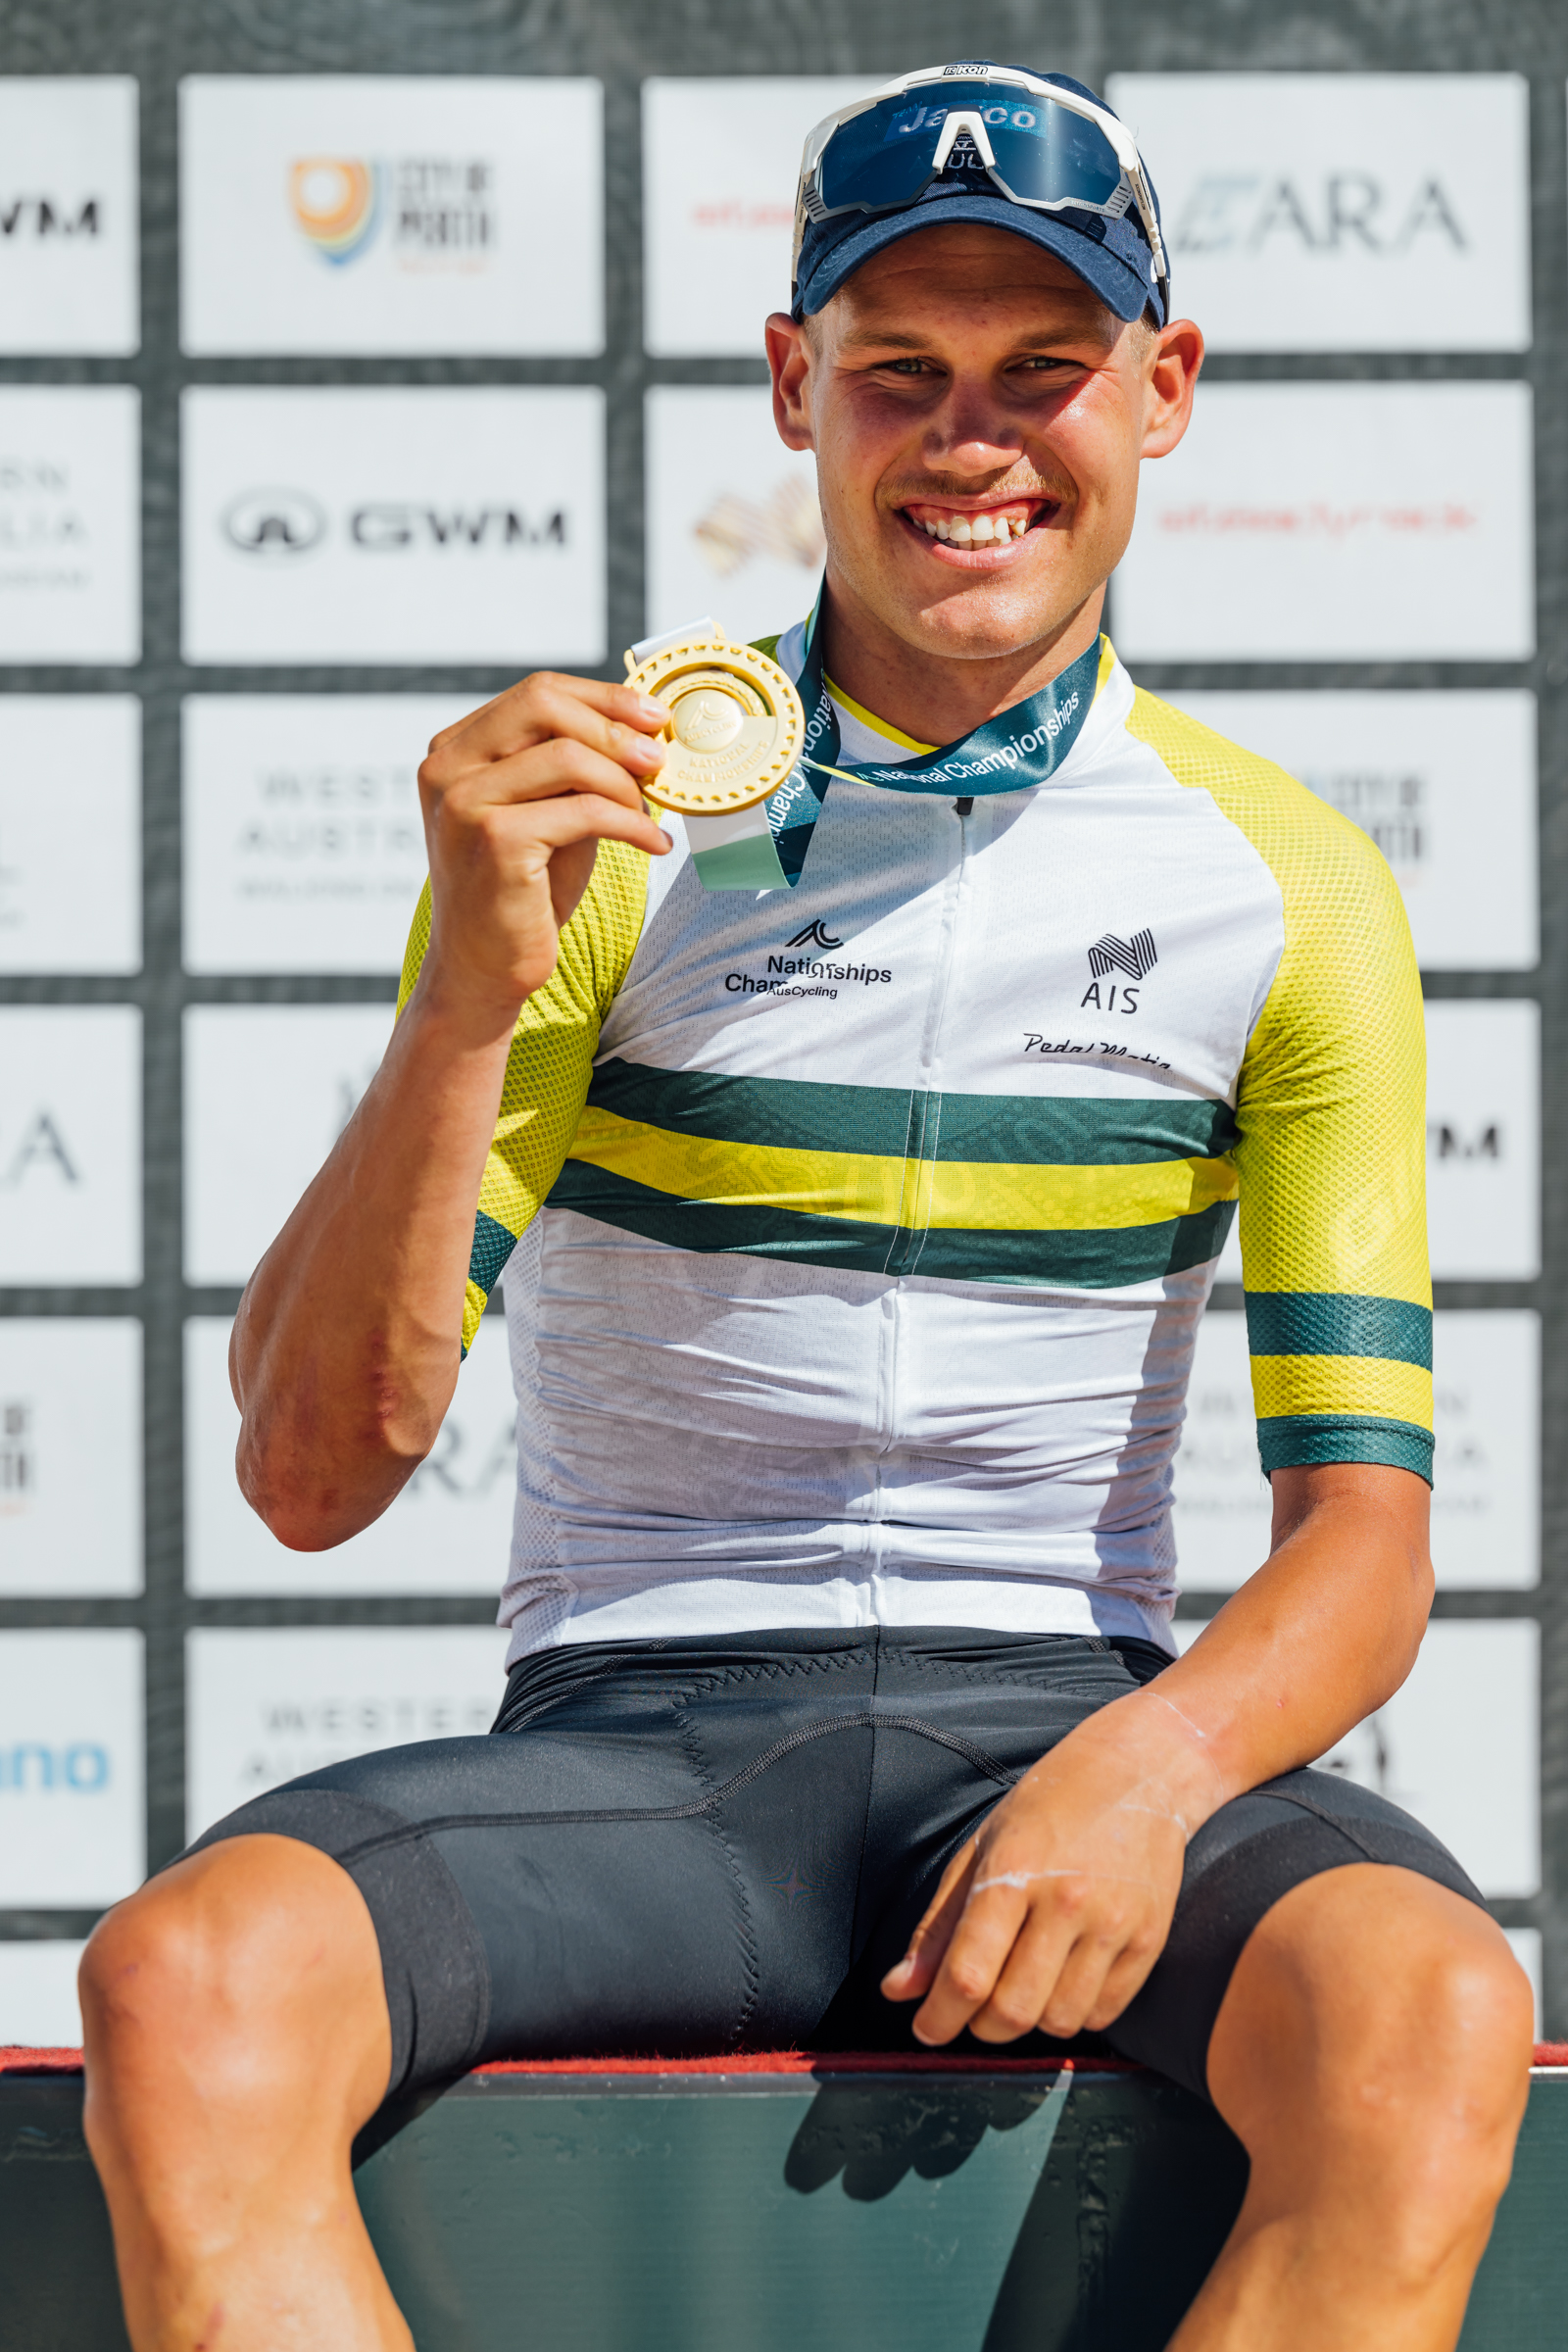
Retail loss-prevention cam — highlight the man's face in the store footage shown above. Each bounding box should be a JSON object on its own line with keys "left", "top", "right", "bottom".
{"left": 766, "top": 223, "right": 1200, "bottom": 663}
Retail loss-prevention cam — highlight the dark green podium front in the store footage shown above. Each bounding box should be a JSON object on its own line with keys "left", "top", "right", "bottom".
{"left": 4, "top": 2057, "right": 1566, "bottom": 2349}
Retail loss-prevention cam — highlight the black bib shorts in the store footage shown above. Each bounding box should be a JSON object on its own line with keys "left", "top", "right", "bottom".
{"left": 188, "top": 1627, "right": 1483, "bottom": 2110}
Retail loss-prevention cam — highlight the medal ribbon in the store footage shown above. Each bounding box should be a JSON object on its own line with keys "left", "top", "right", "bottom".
{"left": 686, "top": 588, "right": 1104, "bottom": 892}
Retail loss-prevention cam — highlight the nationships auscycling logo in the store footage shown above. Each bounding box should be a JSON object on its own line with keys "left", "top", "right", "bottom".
{"left": 725, "top": 917, "right": 890, "bottom": 1003}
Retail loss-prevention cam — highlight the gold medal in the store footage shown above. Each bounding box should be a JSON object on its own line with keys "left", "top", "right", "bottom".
{"left": 623, "top": 623, "right": 806, "bottom": 815}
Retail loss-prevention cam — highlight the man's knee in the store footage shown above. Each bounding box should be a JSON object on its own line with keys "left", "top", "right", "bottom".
{"left": 1212, "top": 1867, "right": 1533, "bottom": 2259}
{"left": 80, "top": 1835, "right": 389, "bottom": 2120}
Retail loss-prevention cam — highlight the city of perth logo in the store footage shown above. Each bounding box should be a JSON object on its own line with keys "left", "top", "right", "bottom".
{"left": 785, "top": 918, "right": 844, "bottom": 953}
{"left": 289, "top": 154, "right": 497, "bottom": 268}
{"left": 289, "top": 159, "right": 382, "bottom": 265}
{"left": 1081, "top": 927, "right": 1157, "bottom": 1012}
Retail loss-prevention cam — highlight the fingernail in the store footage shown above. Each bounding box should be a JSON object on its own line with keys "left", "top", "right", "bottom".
{"left": 636, "top": 696, "right": 669, "bottom": 724}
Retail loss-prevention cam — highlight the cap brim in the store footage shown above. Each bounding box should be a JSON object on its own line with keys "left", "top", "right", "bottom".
{"left": 795, "top": 192, "right": 1154, "bottom": 325}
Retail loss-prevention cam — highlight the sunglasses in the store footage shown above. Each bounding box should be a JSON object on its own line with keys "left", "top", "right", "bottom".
{"left": 794, "top": 65, "right": 1169, "bottom": 321}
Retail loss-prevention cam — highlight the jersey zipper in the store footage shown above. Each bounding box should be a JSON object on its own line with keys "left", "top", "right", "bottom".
{"left": 884, "top": 796, "right": 972, "bottom": 1279}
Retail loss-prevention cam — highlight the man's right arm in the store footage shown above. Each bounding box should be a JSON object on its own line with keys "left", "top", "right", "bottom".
{"left": 228, "top": 670, "right": 672, "bottom": 1551}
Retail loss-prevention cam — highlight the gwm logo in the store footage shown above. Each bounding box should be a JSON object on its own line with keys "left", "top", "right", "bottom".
{"left": 785, "top": 918, "right": 844, "bottom": 953}
{"left": 1082, "top": 928, "right": 1156, "bottom": 1014}
{"left": 223, "top": 488, "right": 327, "bottom": 557}
{"left": 221, "top": 491, "right": 567, "bottom": 557}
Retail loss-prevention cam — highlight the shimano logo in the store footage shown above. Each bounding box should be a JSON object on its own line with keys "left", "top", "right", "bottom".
{"left": 223, "top": 488, "right": 327, "bottom": 557}
{"left": 785, "top": 918, "right": 844, "bottom": 952}
{"left": 1088, "top": 928, "right": 1158, "bottom": 981}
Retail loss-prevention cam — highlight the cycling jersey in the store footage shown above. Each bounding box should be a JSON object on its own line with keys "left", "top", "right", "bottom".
{"left": 396, "top": 632, "right": 1432, "bottom": 1665}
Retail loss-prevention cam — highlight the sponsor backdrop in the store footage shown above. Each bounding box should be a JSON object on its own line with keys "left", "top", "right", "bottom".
{"left": 0, "top": 0, "right": 1563, "bottom": 2043}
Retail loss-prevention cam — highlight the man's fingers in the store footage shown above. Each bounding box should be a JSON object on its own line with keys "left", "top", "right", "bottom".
{"left": 427, "top": 739, "right": 668, "bottom": 858}
{"left": 906, "top": 1883, "right": 1038, "bottom": 2046}
{"left": 881, "top": 1843, "right": 977, "bottom": 2003}
{"left": 517, "top": 791, "right": 671, "bottom": 861}
{"left": 425, "top": 673, "right": 669, "bottom": 772}
{"left": 967, "top": 1915, "right": 1118, "bottom": 2043}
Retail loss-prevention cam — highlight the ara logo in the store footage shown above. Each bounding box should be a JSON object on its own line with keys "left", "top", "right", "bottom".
{"left": 1173, "top": 173, "right": 1466, "bottom": 259}
{"left": 785, "top": 918, "right": 844, "bottom": 953}
{"left": 1082, "top": 928, "right": 1156, "bottom": 1015}
{"left": 223, "top": 488, "right": 327, "bottom": 557}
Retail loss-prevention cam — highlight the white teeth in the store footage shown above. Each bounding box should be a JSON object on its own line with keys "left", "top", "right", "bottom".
{"left": 913, "top": 510, "right": 1032, "bottom": 543}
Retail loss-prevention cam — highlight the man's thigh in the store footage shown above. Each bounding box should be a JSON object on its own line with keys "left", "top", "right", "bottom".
{"left": 186, "top": 1633, "right": 897, "bottom": 2099}
{"left": 1105, "top": 1767, "right": 1491, "bottom": 2102}
{"left": 182, "top": 1627, "right": 1135, "bottom": 2104}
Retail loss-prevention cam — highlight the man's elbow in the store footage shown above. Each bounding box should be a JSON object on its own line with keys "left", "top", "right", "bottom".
{"left": 235, "top": 1423, "right": 424, "bottom": 1552}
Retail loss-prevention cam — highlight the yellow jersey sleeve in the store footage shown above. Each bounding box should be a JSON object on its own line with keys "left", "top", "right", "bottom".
{"left": 1127, "top": 690, "right": 1433, "bottom": 1485}
{"left": 395, "top": 842, "right": 650, "bottom": 1352}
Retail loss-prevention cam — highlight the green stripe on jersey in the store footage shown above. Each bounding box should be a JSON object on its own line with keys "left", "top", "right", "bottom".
{"left": 585, "top": 1059, "right": 1240, "bottom": 1168}
{"left": 546, "top": 1159, "right": 1236, "bottom": 1287}
{"left": 1256, "top": 1412, "right": 1435, "bottom": 1483}
{"left": 1246, "top": 1293, "right": 1432, "bottom": 1369}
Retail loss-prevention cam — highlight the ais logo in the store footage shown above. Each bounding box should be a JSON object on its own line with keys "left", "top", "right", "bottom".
{"left": 289, "top": 159, "right": 380, "bottom": 265}
{"left": 1081, "top": 927, "right": 1156, "bottom": 1014}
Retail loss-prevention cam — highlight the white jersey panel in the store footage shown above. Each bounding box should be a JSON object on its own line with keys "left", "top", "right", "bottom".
{"left": 497, "top": 652, "right": 1292, "bottom": 1664}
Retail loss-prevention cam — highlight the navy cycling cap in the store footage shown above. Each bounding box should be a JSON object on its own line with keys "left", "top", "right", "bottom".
{"left": 792, "top": 66, "right": 1166, "bottom": 329}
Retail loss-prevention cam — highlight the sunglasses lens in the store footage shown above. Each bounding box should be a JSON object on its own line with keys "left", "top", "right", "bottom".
{"left": 985, "top": 107, "right": 1126, "bottom": 209}
{"left": 816, "top": 86, "right": 1127, "bottom": 218}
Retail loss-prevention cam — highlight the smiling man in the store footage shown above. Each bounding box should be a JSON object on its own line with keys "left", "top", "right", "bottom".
{"left": 81, "top": 64, "right": 1530, "bottom": 2352}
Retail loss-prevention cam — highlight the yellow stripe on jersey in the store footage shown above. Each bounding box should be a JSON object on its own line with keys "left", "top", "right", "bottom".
{"left": 564, "top": 1109, "right": 1241, "bottom": 1242}
{"left": 1249, "top": 1353, "right": 1435, "bottom": 1430}
{"left": 566, "top": 1107, "right": 1239, "bottom": 1233}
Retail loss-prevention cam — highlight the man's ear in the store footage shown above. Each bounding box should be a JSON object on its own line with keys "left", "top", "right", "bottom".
{"left": 1140, "top": 317, "right": 1204, "bottom": 463}
{"left": 766, "top": 312, "right": 816, "bottom": 453}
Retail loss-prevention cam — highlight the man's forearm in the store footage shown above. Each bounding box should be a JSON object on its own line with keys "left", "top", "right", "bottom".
{"left": 1063, "top": 1463, "right": 1435, "bottom": 1836}
{"left": 230, "top": 970, "right": 518, "bottom": 1549}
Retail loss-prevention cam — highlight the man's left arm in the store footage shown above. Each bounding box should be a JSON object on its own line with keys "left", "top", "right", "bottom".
{"left": 886, "top": 760, "right": 1436, "bottom": 2044}
{"left": 884, "top": 1457, "right": 1431, "bottom": 2044}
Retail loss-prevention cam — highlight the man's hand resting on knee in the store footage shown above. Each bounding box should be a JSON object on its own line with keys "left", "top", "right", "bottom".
{"left": 884, "top": 1460, "right": 1436, "bottom": 2046}
{"left": 883, "top": 1690, "right": 1199, "bottom": 2043}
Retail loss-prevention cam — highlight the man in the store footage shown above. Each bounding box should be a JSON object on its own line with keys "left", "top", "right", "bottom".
{"left": 81, "top": 63, "right": 1530, "bottom": 2352}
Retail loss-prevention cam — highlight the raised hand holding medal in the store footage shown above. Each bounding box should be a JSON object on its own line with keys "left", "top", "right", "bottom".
{"left": 623, "top": 619, "right": 806, "bottom": 815}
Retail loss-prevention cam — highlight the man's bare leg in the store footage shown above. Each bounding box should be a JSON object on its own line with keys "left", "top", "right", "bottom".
{"left": 79, "top": 1836, "right": 406, "bottom": 2352}
{"left": 1170, "top": 1865, "right": 1534, "bottom": 2351}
